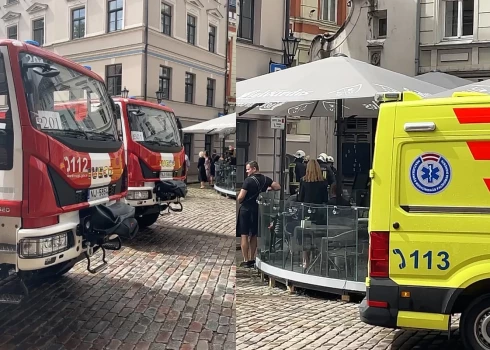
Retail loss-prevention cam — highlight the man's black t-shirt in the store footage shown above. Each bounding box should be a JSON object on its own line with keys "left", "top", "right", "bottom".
{"left": 240, "top": 174, "right": 273, "bottom": 211}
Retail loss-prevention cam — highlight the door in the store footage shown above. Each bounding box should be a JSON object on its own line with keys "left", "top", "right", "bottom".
{"left": 389, "top": 100, "right": 490, "bottom": 291}
{"left": 0, "top": 45, "right": 22, "bottom": 264}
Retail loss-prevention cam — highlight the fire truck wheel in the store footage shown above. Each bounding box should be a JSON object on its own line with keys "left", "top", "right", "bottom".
{"left": 460, "top": 293, "right": 490, "bottom": 350}
{"left": 137, "top": 212, "right": 160, "bottom": 228}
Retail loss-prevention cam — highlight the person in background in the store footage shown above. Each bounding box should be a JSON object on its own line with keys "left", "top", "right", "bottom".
{"left": 298, "top": 160, "right": 329, "bottom": 205}
{"left": 197, "top": 151, "right": 207, "bottom": 189}
{"left": 327, "top": 183, "right": 351, "bottom": 206}
{"left": 184, "top": 153, "right": 190, "bottom": 184}
{"left": 326, "top": 155, "right": 337, "bottom": 178}
{"left": 237, "top": 160, "right": 281, "bottom": 268}
{"left": 289, "top": 150, "right": 306, "bottom": 195}
{"left": 297, "top": 159, "right": 330, "bottom": 269}
{"left": 204, "top": 151, "right": 212, "bottom": 186}
{"left": 210, "top": 149, "right": 218, "bottom": 185}
{"left": 317, "top": 153, "right": 335, "bottom": 188}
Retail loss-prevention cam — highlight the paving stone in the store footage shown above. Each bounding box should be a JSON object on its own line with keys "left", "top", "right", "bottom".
{"left": 236, "top": 245, "right": 463, "bottom": 350}
{"left": 0, "top": 187, "right": 235, "bottom": 350}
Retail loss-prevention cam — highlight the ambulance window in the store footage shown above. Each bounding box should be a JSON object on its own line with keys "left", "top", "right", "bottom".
{"left": 0, "top": 54, "right": 13, "bottom": 171}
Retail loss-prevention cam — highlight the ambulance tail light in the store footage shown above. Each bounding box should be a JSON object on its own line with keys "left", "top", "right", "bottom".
{"left": 369, "top": 231, "right": 390, "bottom": 278}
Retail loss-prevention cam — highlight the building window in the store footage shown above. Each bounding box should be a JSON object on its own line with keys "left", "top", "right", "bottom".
{"left": 238, "top": 0, "right": 253, "bottom": 40}
{"left": 205, "top": 135, "right": 212, "bottom": 155}
{"left": 161, "top": 3, "right": 172, "bottom": 35}
{"left": 185, "top": 72, "right": 195, "bottom": 104}
{"left": 373, "top": 10, "right": 387, "bottom": 39}
{"left": 32, "top": 19, "right": 44, "bottom": 46}
{"left": 322, "top": 0, "right": 336, "bottom": 22}
{"left": 206, "top": 78, "right": 215, "bottom": 107}
{"left": 159, "top": 66, "right": 171, "bottom": 100}
{"left": 106, "top": 64, "right": 122, "bottom": 96}
{"left": 187, "top": 14, "right": 196, "bottom": 45}
{"left": 108, "top": 0, "right": 123, "bottom": 33}
{"left": 444, "top": 0, "right": 474, "bottom": 38}
{"left": 7, "top": 25, "right": 17, "bottom": 40}
{"left": 209, "top": 25, "right": 216, "bottom": 52}
{"left": 183, "top": 133, "right": 192, "bottom": 158}
{"left": 72, "top": 7, "right": 86, "bottom": 39}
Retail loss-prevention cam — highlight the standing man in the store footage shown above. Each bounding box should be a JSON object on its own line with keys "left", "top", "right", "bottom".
{"left": 237, "top": 161, "right": 281, "bottom": 268}
{"left": 289, "top": 150, "right": 306, "bottom": 195}
{"left": 317, "top": 153, "right": 335, "bottom": 187}
{"left": 326, "top": 155, "right": 337, "bottom": 178}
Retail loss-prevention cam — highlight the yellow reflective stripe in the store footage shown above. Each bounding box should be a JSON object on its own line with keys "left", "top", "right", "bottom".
{"left": 397, "top": 311, "right": 449, "bottom": 331}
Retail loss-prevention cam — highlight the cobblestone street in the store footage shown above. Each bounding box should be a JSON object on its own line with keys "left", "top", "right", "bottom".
{"left": 0, "top": 186, "right": 235, "bottom": 350}
{"left": 236, "top": 259, "right": 464, "bottom": 350}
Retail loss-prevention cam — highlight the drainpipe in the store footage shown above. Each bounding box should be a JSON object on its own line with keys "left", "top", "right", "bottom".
{"left": 414, "top": 0, "right": 421, "bottom": 76}
{"left": 224, "top": 2, "right": 230, "bottom": 115}
{"left": 143, "top": 0, "right": 149, "bottom": 101}
{"left": 279, "top": 0, "right": 290, "bottom": 200}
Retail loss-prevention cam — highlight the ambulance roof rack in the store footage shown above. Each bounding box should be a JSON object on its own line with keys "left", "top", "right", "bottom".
{"left": 24, "top": 40, "right": 39, "bottom": 47}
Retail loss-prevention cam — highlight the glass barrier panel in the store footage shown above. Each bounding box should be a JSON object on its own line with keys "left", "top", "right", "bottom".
{"left": 257, "top": 194, "right": 370, "bottom": 283}
{"left": 215, "top": 161, "right": 236, "bottom": 192}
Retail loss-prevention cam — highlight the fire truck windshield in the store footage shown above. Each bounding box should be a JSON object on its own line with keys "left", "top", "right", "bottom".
{"left": 20, "top": 52, "right": 117, "bottom": 141}
{"left": 127, "top": 105, "right": 181, "bottom": 150}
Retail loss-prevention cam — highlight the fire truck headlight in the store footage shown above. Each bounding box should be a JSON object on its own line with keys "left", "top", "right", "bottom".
{"left": 19, "top": 231, "right": 70, "bottom": 258}
{"left": 127, "top": 190, "right": 150, "bottom": 200}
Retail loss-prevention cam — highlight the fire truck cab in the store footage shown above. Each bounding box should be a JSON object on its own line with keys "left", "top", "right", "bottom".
{"left": 112, "top": 98, "right": 186, "bottom": 228}
{"left": 0, "top": 40, "right": 138, "bottom": 303}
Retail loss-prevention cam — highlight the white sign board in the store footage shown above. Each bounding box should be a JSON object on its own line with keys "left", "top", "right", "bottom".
{"left": 271, "top": 117, "right": 285, "bottom": 130}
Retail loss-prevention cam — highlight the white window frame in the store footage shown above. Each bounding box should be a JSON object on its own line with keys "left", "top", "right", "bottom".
{"left": 442, "top": 0, "right": 474, "bottom": 40}
{"left": 321, "top": 0, "right": 337, "bottom": 23}
{"left": 186, "top": 13, "right": 198, "bottom": 45}
{"left": 208, "top": 18, "right": 219, "bottom": 53}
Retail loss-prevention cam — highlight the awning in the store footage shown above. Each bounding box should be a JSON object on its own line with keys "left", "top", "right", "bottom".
{"left": 430, "top": 79, "right": 490, "bottom": 98}
{"left": 182, "top": 113, "right": 236, "bottom": 134}
{"left": 237, "top": 56, "right": 445, "bottom": 118}
{"left": 415, "top": 72, "right": 472, "bottom": 89}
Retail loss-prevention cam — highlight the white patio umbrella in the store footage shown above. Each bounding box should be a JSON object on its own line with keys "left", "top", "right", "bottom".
{"left": 182, "top": 113, "right": 236, "bottom": 134}
{"left": 430, "top": 79, "right": 490, "bottom": 98}
{"left": 415, "top": 72, "right": 472, "bottom": 89}
{"left": 237, "top": 56, "right": 445, "bottom": 118}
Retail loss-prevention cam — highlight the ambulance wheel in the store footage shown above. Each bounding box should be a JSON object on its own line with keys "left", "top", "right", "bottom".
{"left": 137, "top": 212, "right": 160, "bottom": 228}
{"left": 461, "top": 294, "right": 490, "bottom": 350}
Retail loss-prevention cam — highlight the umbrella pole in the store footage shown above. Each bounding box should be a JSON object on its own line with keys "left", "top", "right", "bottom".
{"left": 279, "top": 115, "right": 287, "bottom": 200}
{"left": 335, "top": 99, "right": 343, "bottom": 205}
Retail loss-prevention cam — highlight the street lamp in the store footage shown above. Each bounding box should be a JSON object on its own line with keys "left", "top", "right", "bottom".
{"left": 121, "top": 87, "right": 129, "bottom": 98}
{"left": 156, "top": 90, "right": 165, "bottom": 104}
{"left": 282, "top": 30, "right": 300, "bottom": 67}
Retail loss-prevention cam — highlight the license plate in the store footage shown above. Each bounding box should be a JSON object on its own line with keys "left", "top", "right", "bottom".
{"left": 160, "top": 171, "right": 173, "bottom": 180}
{"left": 88, "top": 186, "right": 109, "bottom": 200}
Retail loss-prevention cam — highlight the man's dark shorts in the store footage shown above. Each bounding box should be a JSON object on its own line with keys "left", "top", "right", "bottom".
{"left": 236, "top": 207, "right": 259, "bottom": 237}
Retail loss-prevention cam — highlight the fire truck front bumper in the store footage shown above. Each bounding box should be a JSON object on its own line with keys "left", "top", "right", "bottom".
{"left": 17, "top": 217, "right": 81, "bottom": 271}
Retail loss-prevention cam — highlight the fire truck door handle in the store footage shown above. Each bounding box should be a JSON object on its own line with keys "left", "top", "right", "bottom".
{"left": 404, "top": 122, "right": 436, "bottom": 132}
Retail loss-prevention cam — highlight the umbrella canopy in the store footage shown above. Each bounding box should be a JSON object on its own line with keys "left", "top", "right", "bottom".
{"left": 182, "top": 113, "right": 236, "bottom": 134}
{"left": 415, "top": 72, "right": 472, "bottom": 89}
{"left": 430, "top": 79, "right": 490, "bottom": 98}
{"left": 237, "top": 56, "right": 445, "bottom": 118}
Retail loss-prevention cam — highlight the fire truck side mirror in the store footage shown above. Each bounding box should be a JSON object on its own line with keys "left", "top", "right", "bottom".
{"left": 114, "top": 104, "right": 123, "bottom": 140}
{"left": 176, "top": 117, "right": 184, "bottom": 144}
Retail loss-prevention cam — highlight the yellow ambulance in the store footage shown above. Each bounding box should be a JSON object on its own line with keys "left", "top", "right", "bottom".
{"left": 359, "top": 91, "right": 490, "bottom": 350}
